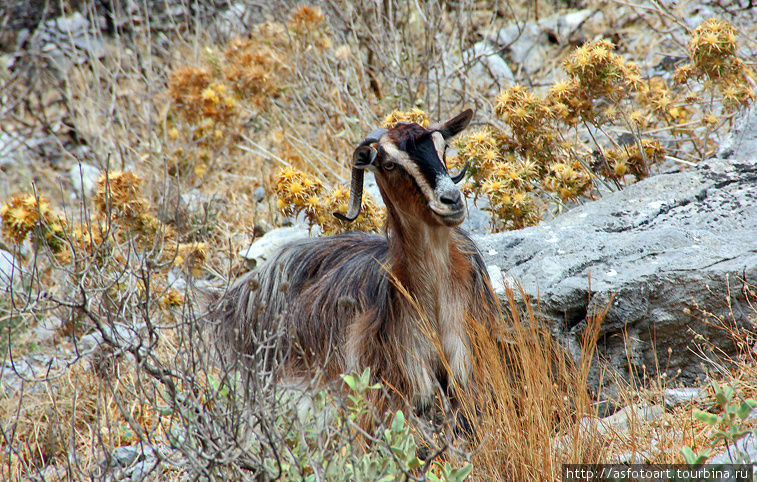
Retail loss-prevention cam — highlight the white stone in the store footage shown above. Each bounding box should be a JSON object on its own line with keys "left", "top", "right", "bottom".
{"left": 0, "top": 132, "right": 26, "bottom": 168}
{"left": 468, "top": 40, "right": 515, "bottom": 84}
{"left": 364, "top": 174, "right": 385, "bottom": 208}
{"left": 601, "top": 404, "right": 664, "bottom": 433}
{"left": 69, "top": 163, "right": 101, "bottom": 197}
{"left": 240, "top": 226, "right": 311, "bottom": 264}
{"left": 32, "top": 317, "right": 62, "bottom": 343}
{"left": 486, "top": 265, "right": 513, "bottom": 295}
{"left": 538, "top": 9, "right": 597, "bottom": 41}
{"left": 486, "top": 21, "right": 546, "bottom": 74}
{"left": 662, "top": 387, "right": 702, "bottom": 409}
{"left": 0, "top": 249, "right": 19, "bottom": 287}
{"left": 51, "top": 12, "right": 90, "bottom": 35}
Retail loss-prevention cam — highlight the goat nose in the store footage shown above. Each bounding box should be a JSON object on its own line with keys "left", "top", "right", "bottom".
{"left": 439, "top": 190, "right": 462, "bottom": 207}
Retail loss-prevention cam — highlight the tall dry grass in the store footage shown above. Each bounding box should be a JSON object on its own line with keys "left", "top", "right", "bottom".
{"left": 459, "top": 287, "right": 607, "bottom": 480}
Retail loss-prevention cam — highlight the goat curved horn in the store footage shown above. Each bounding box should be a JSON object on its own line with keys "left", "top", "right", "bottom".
{"left": 450, "top": 161, "right": 469, "bottom": 184}
{"left": 334, "top": 168, "right": 365, "bottom": 222}
{"left": 333, "top": 129, "right": 387, "bottom": 222}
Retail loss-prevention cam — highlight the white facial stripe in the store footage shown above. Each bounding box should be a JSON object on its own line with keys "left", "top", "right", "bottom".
{"left": 380, "top": 139, "right": 437, "bottom": 201}
{"left": 431, "top": 131, "right": 446, "bottom": 162}
{"left": 435, "top": 175, "right": 456, "bottom": 195}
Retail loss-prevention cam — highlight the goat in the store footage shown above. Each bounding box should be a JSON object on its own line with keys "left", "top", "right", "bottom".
{"left": 212, "top": 109, "right": 499, "bottom": 412}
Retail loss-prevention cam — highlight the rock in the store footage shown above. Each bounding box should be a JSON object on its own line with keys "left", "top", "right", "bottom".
{"left": 718, "top": 105, "right": 757, "bottom": 161}
{"left": 364, "top": 174, "right": 384, "bottom": 208}
{"left": 214, "top": 2, "right": 265, "bottom": 37}
{"left": 102, "top": 445, "right": 158, "bottom": 481}
{"left": 0, "top": 249, "right": 20, "bottom": 286}
{"left": 467, "top": 40, "right": 515, "bottom": 86}
{"left": 240, "top": 226, "right": 312, "bottom": 265}
{"left": 600, "top": 404, "right": 664, "bottom": 433}
{"left": 683, "top": 5, "right": 718, "bottom": 30}
{"left": 662, "top": 387, "right": 702, "bottom": 409}
{"left": 538, "top": 9, "right": 599, "bottom": 43}
{"left": 553, "top": 404, "right": 664, "bottom": 454}
{"left": 463, "top": 196, "right": 492, "bottom": 234}
{"left": 32, "top": 317, "right": 62, "bottom": 344}
{"left": 486, "top": 21, "right": 545, "bottom": 74}
{"left": 477, "top": 153, "right": 757, "bottom": 390}
{"left": 253, "top": 185, "right": 266, "bottom": 203}
{"left": 75, "top": 322, "right": 140, "bottom": 354}
{"left": 709, "top": 432, "right": 757, "bottom": 465}
{"left": 52, "top": 12, "right": 90, "bottom": 36}
{"left": 486, "top": 264, "right": 514, "bottom": 296}
{"left": 180, "top": 189, "right": 212, "bottom": 213}
{"left": 0, "top": 131, "right": 27, "bottom": 169}
{"left": 127, "top": 457, "right": 159, "bottom": 481}
{"left": 69, "top": 163, "right": 101, "bottom": 197}
{"left": 29, "top": 12, "right": 105, "bottom": 73}
{"left": 110, "top": 445, "right": 143, "bottom": 467}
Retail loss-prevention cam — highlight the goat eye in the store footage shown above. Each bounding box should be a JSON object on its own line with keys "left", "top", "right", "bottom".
{"left": 383, "top": 161, "right": 396, "bottom": 171}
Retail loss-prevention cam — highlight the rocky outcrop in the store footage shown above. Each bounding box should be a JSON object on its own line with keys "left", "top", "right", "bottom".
{"left": 477, "top": 147, "right": 757, "bottom": 392}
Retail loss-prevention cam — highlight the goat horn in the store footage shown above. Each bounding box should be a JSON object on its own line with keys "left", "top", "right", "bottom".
{"left": 334, "top": 167, "right": 364, "bottom": 222}
{"left": 334, "top": 129, "right": 387, "bottom": 222}
{"left": 450, "top": 162, "right": 469, "bottom": 184}
{"left": 363, "top": 128, "right": 388, "bottom": 145}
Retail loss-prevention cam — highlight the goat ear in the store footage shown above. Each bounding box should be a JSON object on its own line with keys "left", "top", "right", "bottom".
{"left": 352, "top": 145, "right": 377, "bottom": 169}
{"left": 435, "top": 109, "right": 474, "bottom": 140}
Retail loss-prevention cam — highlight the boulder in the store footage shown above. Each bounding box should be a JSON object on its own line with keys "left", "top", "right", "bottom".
{"left": 477, "top": 152, "right": 757, "bottom": 391}
{"left": 69, "top": 162, "right": 101, "bottom": 197}
{"left": 240, "top": 226, "right": 311, "bottom": 265}
{"left": 466, "top": 40, "right": 515, "bottom": 87}
{"left": 718, "top": 105, "right": 757, "bottom": 162}
{"left": 0, "top": 249, "right": 19, "bottom": 286}
{"left": 486, "top": 21, "right": 545, "bottom": 75}
{"left": 709, "top": 431, "right": 757, "bottom": 465}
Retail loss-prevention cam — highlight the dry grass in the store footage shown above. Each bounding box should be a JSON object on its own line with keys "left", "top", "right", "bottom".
{"left": 458, "top": 287, "right": 606, "bottom": 480}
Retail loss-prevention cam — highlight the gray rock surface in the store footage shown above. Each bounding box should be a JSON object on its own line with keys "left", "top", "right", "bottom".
{"left": 553, "top": 403, "right": 665, "bottom": 455}
{"left": 32, "top": 12, "right": 105, "bottom": 73}
{"left": 0, "top": 131, "right": 28, "bottom": 169}
{"left": 709, "top": 432, "right": 757, "bottom": 464}
{"left": 662, "top": 387, "right": 702, "bottom": 409}
{"left": 467, "top": 40, "right": 515, "bottom": 86}
{"left": 486, "top": 21, "right": 545, "bottom": 75}
{"left": 477, "top": 155, "right": 757, "bottom": 389}
{"left": 240, "top": 226, "right": 311, "bottom": 265}
{"left": 103, "top": 445, "right": 159, "bottom": 481}
{"left": 538, "top": 9, "right": 599, "bottom": 41}
{"left": 718, "top": 105, "right": 757, "bottom": 162}
{"left": 0, "top": 249, "right": 19, "bottom": 286}
{"left": 69, "top": 162, "right": 101, "bottom": 197}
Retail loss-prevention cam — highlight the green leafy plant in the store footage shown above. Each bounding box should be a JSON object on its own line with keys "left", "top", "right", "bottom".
{"left": 265, "top": 368, "right": 472, "bottom": 481}
{"left": 681, "top": 380, "right": 757, "bottom": 466}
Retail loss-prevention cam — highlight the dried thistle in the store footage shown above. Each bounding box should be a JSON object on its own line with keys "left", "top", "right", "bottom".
{"left": 563, "top": 39, "right": 641, "bottom": 102}
{"left": 0, "top": 193, "right": 68, "bottom": 255}
{"left": 319, "top": 184, "right": 384, "bottom": 235}
{"left": 601, "top": 140, "right": 666, "bottom": 182}
{"left": 674, "top": 18, "right": 755, "bottom": 111}
{"left": 274, "top": 167, "right": 383, "bottom": 234}
{"left": 381, "top": 108, "right": 430, "bottom": 128}
{"left": 94, "top": 171, "right": 150, "bottom": 220}
{"left": 223, "top": 38, "right": 284, "bottom": 104}
{"left": 167, "top": 67, "right": 213, "bottom": 122}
